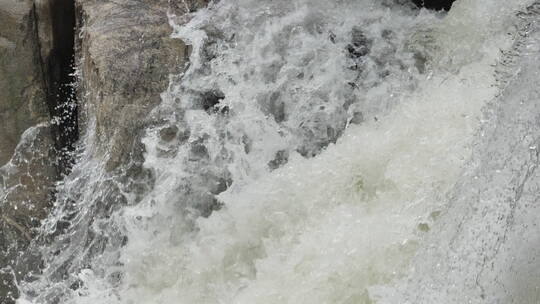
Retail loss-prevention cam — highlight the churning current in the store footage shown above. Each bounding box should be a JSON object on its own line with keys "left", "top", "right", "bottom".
{"left": 15, "top": 0, "right": 540, "bottom": 303}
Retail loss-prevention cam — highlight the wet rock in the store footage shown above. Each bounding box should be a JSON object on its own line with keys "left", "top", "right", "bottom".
{"left": 258, "top": 91, "right": 286, "bottom": 123}
{"left": 350, "top": 111, "right": 364, "bottom": 125}
{"left": 210, "top": 176, "right": 231, "bottom": 196}
{"left": 0, "top": 269, "right": 18, "bottom": 304}
{"left": 328, "top": 31, "right": 337, "bottom": 44}
{"left": 0, "top": 125, "right": 57, "bottom": 302}
{"left": 159, "top": 125, "right": 180, "bottom": 142}
{"left": 0, "top": 1, "right": 210, "bottom": 301}
{"left": 242, "top": 135, "right": 252, "bottom": 154}
{"left": 0, "top": 0, "right": 52, "bottom": 165}
{"left": 76, "top": 0, "right": 209, "bottom": 171}
{"left": 188, "top": 172, "right": 231, "bottom": 218}
{"left": 157, "top": 125, "right": 184, "bottom": 158}
{"left": 0, "top": 0, "right": 212, "bottom": 301}
{"left": 0, "top": 2, "right": 68, "bottom": 301}
{"left": 346, "top": 27, "right": 371, "bottom": 59}
{"left": 297, "top": 111, "right": 346, "bottom": 158}
{"left": 346, "top": 27, "right": 372, "bottom": 72}
{"left": 267, "top": 91, "right": 286, "bottom": 123}
{"left": 1, "top": 0, "right": 76, "bottom": 172}
{"left": 200, "top": 90, "right": 226, "bottom": 113}
{"left": 268, "top": 150, "right": 289, "bottom": 170}
{"left": 1, "top": 125, "right": 57, "bottom": 230}
{"left": 189, "top": 139, "right": 210, "bottom": 160}
{"left": 202, "top": 39, "right": 219, "bottom": 63}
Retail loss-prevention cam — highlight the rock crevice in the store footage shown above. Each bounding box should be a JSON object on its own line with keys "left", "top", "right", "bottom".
{"left": 44, "top": 0, "right": 78, "bottom": 172}
{"left": 30, "top": 0, "right": 79, "bottom": 173}
{"left": 411, "top": 0, "right": 456, "bottom": 11}
{"left": 0, "top": 0, "right": 78, "bottom": 302}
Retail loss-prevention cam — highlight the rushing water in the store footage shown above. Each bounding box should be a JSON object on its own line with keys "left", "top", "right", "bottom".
{"left": 14, "top": 0, "right": 540, "bottom": 303}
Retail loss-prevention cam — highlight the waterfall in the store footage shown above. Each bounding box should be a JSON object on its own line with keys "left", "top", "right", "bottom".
{"left": 15, "top": 0, "right": 540, "bottom": 303}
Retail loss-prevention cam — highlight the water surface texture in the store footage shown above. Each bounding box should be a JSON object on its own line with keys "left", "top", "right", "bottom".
{"left": 15, "top": 0, "right": 540, "bottom": 303}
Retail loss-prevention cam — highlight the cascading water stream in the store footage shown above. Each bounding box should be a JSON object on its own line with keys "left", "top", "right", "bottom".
{"left": 14, "top": 0, "right": 540, "bottom": 303}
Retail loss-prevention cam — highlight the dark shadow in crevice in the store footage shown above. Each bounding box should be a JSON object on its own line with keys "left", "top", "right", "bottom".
{"left": 411, "top": 0, "right": 456, "bottom": 11}
{"left": 46, "top": 0, "right": 78, "bottom": 175}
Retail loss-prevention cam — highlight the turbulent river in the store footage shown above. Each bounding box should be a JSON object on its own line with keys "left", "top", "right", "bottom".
{"left": 12, "top": 0, "right": 540, "bottom": 303}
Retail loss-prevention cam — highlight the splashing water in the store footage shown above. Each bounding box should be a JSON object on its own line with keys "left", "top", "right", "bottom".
{"left": 16, "top": 0, "right": 540, "bottom": 303}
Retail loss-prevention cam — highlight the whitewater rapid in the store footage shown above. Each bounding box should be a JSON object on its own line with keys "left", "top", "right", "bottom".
{"left": 17, "top": 0, "right": 540, "bottom": 303}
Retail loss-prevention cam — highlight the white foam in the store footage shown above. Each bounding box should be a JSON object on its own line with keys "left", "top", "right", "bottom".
{"left": 93, "top": 1, "right": 533, "bottom": 303}
{"left": 19, "top": 0, "right": 535, "bottom": 303}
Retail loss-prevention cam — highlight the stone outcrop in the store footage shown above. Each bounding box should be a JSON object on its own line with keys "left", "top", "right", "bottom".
{"left": 0, "top": 124, "right": 56, "bottom": 302}
{"left": 1, "top": 125, "right": 56, "bottom": 235}
{"left": 1, "top": 0, "right": 208, "bottom": 301}
{"left": 76, "top": 0, "right": 208, "bottom": 171}
{"left": 0, "top": 0, "right": 51, "bottom": 165}
{"left": 0, "top": 0, "right": 69, "bottom": 302}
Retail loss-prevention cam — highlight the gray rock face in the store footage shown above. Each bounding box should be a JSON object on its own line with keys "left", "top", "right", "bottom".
{"left": 0, "top": 0, "right": 56, "bottom": 242}
{"left": 0, "top": 0, "right": 208, "bottom": 301}
{"left": 0, "top": 1, "right": 63, "bottom": 303}
{"left": 0, "top": 124, "right": 57, "bottom": 303}
{"left": 1, "top": 125, "right": 57, "bottom": 231}
{"left": 0, "top": 0, "right": 51, "bottom": 165}
{"left": 76, "top": 0, "right": 207, "bottom": 171}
